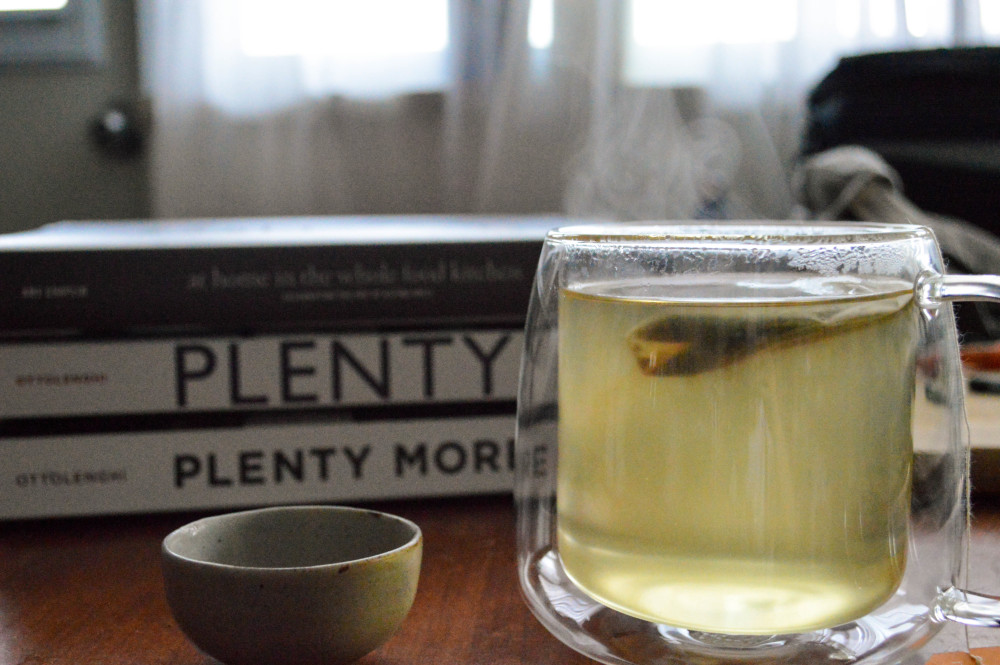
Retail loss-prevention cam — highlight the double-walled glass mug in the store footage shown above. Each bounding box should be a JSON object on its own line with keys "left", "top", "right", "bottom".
{"left": 515, "top": 223, "right": 1000, "bottom": 665}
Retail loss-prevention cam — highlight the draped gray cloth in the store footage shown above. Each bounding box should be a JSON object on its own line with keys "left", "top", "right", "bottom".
{"left": 794, "top": 144, "right": 1000, "bottom": 276}
{"left": 794, "top": 144, "right": 1000, "bottom": 340}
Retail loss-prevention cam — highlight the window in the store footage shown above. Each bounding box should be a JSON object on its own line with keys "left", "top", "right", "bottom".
{"left": 630, "top": 0, "right": 798, "bottom": 47}
{"left": 623, "top": 0, "right": 798, "bottom": 90}
{"left": 529, "top": 0, "right": 554, "bottom": 50}
{"left": 983, "top": 0, "right": 1000, "bottom": 34}
{"left": 624, "top": 0, "right": 1000, "bottom": 92}
{"left": 0, "top": 0, "right": 103, "bottom": 65}
{"left": 231, "top": 0, "right": 450, "bottom": 100}
{"left": 168, "top": 0, "right": 558, "bottom": 115}
{"left": 0, "top": 0, "right": 67, "bottom": 10}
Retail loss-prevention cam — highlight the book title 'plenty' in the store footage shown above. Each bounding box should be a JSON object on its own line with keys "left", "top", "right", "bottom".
{"left": 173, "top": 331, "right": 517, "bottom": 408}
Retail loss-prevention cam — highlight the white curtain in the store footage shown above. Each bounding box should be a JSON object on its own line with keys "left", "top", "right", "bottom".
{"left": 138, "top": 0, "right": 591, "bottom": 218}
{"left": 137, "top": 0, "right": 1000, "bottom": 222}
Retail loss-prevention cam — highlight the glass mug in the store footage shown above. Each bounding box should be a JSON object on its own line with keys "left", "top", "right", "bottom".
{"left": 515, "top": 223, "right": 1000, "bottom": 665}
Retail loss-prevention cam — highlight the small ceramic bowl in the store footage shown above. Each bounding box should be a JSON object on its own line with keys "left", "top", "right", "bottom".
{"left": 161, "top": 505, "right": 422, "bottom": 665}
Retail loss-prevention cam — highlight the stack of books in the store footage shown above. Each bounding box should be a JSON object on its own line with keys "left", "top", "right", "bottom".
{"left": 0, "top": 215, "right": 556, "bottom": 519}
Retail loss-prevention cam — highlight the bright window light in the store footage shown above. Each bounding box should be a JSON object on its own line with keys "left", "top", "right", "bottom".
{"left": 215, "top": 0, "right": 450, "bottom": 108}
{"left": 868, "top": 0, "right": 898, "bottom": 38}
{"left": 836, "top": 0, "right": 862, "bottom": 38}
{"left": 529, "top": 0, "right": 554, "bottom": 49}
{"left": 904, "top": 0, "right": 950, "bottom": 38}
{"left": 0, "top": 0, "right": 66, "bottom": 9}
{"left": 905, "top": 0, "right": 930, "bottom": 36}
{"left": 983, "top": 0, "right": 1000, "bottom": 34}
{"left": 239, "top": 0, "right": 448, "bottom": 57}
{"left": 630, "top": 0, "right": 798, "bottom": 46}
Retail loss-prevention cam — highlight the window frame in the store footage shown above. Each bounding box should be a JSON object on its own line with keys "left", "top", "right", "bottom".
{"left": 0, "top": 0, "right": 105, "bottom": 67}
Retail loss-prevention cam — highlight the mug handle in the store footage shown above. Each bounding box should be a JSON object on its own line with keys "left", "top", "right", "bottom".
{"left": 939, "top": 588, "right": 1000, "bottom": 627}
{"left": 917, "top": 273, "right": 1000, "bottom": 307}
{"left": 918, "top": 272, "right": 1000, "bottom": 627}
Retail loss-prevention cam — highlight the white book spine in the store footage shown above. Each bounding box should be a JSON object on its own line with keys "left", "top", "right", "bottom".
{"left": 0, "top": 414, "right": 517, "bottom": 519}
{"left": 0, "top": 328, "right": 521, "bottom": 418}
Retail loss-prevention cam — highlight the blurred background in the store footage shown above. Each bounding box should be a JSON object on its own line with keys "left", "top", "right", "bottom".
{"left": 1, "top": 0, "right": 998, "bottom": 234}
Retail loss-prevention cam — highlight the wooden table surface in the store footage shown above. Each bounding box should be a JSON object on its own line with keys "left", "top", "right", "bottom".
{"left": 1, "top": 493, "right": 998, "bottom": 665}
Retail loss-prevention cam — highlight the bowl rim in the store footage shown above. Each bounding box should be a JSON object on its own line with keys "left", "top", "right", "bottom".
{"left": 162, "top": 504, "right": 422, "bottom": 572}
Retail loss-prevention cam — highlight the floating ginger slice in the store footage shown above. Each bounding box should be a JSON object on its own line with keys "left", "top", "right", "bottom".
{"left": 625, "top": 286, "right": 915, "bottom": 377}
{"left": 626, "top": 315, "right": 824, "bottom": 376}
